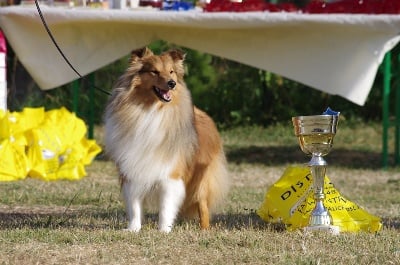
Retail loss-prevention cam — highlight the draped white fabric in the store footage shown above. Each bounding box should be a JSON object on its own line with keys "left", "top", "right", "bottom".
{"left": 1, "top": 6, "right": 400, "bottom": 105}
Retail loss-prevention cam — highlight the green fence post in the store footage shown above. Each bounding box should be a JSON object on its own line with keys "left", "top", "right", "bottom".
{"left": 88, "top": 73, "right": 95, "bottom": 140}
{"left": 382, "top": 52, "right": 391, "bottom": 168}
{"left": 72, "top": 79, "right": 80, "bottom": 114}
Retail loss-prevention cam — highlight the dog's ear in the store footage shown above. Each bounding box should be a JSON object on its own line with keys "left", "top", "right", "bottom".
{"left": 130, "top": 47, "right": 153, "bottom": 61}
{"left": 168, "top": 49, "right": 186, "bottom": 78}
{"left": 168, "top": 49, "right": 186, "bottom": 62}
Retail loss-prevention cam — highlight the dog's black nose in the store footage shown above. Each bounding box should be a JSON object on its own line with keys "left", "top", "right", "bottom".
{"left": 167, "top": 80, "right": 176, "bottom": 89}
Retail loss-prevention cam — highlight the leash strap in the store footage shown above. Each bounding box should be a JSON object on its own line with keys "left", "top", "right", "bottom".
{"left": 34, "top": 0, "right": 111, "bottom": 95}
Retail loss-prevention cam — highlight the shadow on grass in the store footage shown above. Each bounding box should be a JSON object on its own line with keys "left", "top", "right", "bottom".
{"left": 0, "top": 209, "right": 282, "bottom": 231}
{"left": 226, "top": 145, "right": 388, "bottom": 169}
{"left": 211, "top": 212, "right": 285, "bottom": 231}
{"left": 212, "top": 213, "right": 400, "bottom": 231}
{"left": 0, "top": 208, "right": 398, "bottom": 231}
{"left": 0, "top": 208, "right": 126, "bottom": 230}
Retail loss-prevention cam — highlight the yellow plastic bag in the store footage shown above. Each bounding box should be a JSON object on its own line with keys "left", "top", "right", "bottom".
{"left": 0, "top": 107, "right": 101, "bottom": 181}
{"left": 56, "top": 138, "right": 102, "bottom": 180}
{"left": 43, "top": 107, "right": 87, "bottom": 148}
{"left": 257, "top": 166, "right": 382, "bottom": 233}
{"left": 0, "top": 108, "right": 42, "bottom": 181}
{"left": 0, "top": 138, "right": 29, "bottom": 181}
{"left": 0, "top": 107, "right": 45, "bottom": 141}
{"left": 26, "top": 107, "right": 101, "bottom": 181}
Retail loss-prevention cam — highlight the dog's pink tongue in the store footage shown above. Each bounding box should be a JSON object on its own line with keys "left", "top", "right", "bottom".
{"left": 163, "top": 90, "right": 172, "bottom": 101}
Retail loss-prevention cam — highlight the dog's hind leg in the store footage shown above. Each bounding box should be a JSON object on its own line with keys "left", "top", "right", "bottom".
{"left": 158, "top": 178, "right": 185, "bottom": 233}
{"left": 198, "top": 200, "right": 210, "bottom": 229}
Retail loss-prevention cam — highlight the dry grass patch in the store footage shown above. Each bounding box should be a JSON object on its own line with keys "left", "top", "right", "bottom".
{"left": 0, "top": 123, "right": 399, "bottom": 264}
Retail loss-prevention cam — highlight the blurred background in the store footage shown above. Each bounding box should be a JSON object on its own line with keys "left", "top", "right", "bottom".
{"left": 3, "top": 0, "right": 400, "bottom": 129}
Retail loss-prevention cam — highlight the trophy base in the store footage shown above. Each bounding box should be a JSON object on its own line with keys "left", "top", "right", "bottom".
{"left": 303, "top": 225, "right": 340, "bottom": 235}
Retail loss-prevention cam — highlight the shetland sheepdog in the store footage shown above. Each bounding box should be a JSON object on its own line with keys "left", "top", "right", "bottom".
{"left": 104, "top": 47, "right": 229, "bottom": 233}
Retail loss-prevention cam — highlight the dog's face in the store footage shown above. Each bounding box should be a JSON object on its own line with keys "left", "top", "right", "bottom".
{"left": 127, "top": 47, "right": 185, "bottom": 105}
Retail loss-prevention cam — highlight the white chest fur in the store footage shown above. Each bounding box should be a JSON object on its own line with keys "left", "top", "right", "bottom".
{"left": 105, "top": 104, "right": 196, "bottom": 196}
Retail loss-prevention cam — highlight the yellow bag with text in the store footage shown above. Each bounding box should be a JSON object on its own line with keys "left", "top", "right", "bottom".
{"left": 257, "top": 166, "right": 382, "bottom": 233}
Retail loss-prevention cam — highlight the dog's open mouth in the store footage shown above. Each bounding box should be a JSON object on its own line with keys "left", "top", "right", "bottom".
{"left": 153, "top": 86, "right": 172, "bottom": 102}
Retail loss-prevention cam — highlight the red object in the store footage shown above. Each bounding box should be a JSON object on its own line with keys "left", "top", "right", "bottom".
{"left": 323, "top": 0, "right": 382, "bottom": 14}
{"left": 139, "top": 0, "right": 162, "bottom": 8}
{"left": 303, "top": 0, "right": 327, "bottom": 13}
{"left": 0, "top": 31, "right": 6, "bottom": 54}
{"left": 382, "top": 0, "right": 400, "bottom": 14}
{"left": 277, "top": 3, "right": 298, "bottom": 12}
{"left": 204, "top": 0, "right": 400, "bottom": 14}
{"left": 304, "top": 0, "right": 399, "bottom": 14}
{"left": 204, "top": 0, "right": 294, "bottom": 12}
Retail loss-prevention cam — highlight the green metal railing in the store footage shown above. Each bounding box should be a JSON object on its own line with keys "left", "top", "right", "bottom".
{"left": 71, "top": 73, "right": 95, "bottom": 140}
{"left": 382, "top": 52, "right": 400, "bottom": 168}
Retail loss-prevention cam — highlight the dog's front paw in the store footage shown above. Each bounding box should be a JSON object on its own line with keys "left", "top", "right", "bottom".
{"left": 125, "top": 223, "right": 141, "bottom": 232}
{"left": 158, "top": 224, "right": 172, "bottom": 233}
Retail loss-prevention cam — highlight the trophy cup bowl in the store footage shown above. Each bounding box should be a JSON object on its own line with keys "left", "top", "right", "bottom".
{"left": 292, "top": 114, "right": 340, "bottom": 234}
{"left": 293, "top": 115, "right": 338, "bottom": 157}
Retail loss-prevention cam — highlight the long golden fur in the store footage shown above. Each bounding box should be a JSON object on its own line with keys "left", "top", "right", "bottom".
{"left": 104, "top": 47, "right": 229, "bottom": 232}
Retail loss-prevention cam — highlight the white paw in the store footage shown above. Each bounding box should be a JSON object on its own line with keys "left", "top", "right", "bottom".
{"left": 125, "top": 223, "right": 141, "bottom": 232}
{"left": 158, "top": 224, "right": 172, "bottom": 233}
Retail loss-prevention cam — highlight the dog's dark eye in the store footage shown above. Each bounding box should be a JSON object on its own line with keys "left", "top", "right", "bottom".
{"left": 170, "top": 70, "right": 174, "bottom": 74}
{"left": 151, "top": 70, "right": 160, "bottom": 75}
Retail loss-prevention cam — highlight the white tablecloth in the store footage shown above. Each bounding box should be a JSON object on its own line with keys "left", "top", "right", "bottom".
{"left": 1, "top": 6, "right": 400, "bottom": 105}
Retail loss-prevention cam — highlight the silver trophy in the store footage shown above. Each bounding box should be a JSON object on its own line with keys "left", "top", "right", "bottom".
{"left": 292, "top": 114, "right": 340, "bottom": 234}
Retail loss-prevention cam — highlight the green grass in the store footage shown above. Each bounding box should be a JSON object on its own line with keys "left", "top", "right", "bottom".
{"left": 0, "top": 122, "right": 399, "bottom": 264}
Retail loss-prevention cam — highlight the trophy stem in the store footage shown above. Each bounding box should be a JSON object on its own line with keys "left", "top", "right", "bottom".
{"left": 306, "top": 154, "right": 339, "bottom": 234}
{"left": 309, "top": 156, "right": 330, "bottom": 226}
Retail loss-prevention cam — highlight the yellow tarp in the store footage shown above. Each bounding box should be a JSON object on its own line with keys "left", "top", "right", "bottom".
{"left": 0, "top": 107, "right": 101, "bottom": 181}
{"left": 258, "top": 166, "right": 382, "bottom": 233}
